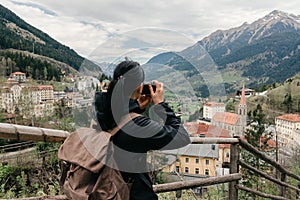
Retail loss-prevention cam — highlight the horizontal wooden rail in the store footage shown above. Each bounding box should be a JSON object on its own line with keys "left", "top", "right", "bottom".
{"left": 0, "top": 123, "right": 70, "bottom": 143}
{"left": 9, "top": 174, "right": 242, "bottom": 200}
{"left": 0, "top": 141, "right": 33, "bottom": 148}
{"left": 13, "top": 195, "right": 68, "bottom": 200}
{"left": 0, "top": 122, "right": 240, "bottom": 145}
{"left": 236, "top": 185, "right": 289, "bottom": 200}
{"left": 239, "top": 160, "right": 300, "bottom": 193}
{"left": 190, "top": 137, "right": 239, "bottom": 144}
{"left": 1, "top": 142, "right": 35, "bottom": 152}
{"left": 153, "top": 173, "right": 242, "bottom": 193}
{"left": 239, "top": 138, "right": 300, "bottom": 182}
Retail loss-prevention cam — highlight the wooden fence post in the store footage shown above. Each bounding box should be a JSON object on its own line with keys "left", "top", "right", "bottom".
{"left": 280, "top": 173, "right": 286, "bottom": 197}
{"left": 229, "top": 139, "right": 239, "bottom": 200}
{"left": 297, "top": 182, "right": 300, "bottom": 199}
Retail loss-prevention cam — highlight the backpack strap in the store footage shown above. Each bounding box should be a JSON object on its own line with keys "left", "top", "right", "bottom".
{"left": 110, "top": 113, "right": 141, "bottom": 136}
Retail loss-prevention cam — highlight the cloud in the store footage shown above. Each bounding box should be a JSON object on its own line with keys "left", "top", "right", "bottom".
{"left": 10, "top": 0, "right": 57, "bottom": 16}
{"left": 2, "top": 0, "right": 300, "bottom": 60}
{"left": 87, "top": 28, "right": 196, "bottom": 65}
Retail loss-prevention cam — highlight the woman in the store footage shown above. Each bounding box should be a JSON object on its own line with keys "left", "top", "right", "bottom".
{"left": 95, "top": 60, "right": 190, "bottom": 200}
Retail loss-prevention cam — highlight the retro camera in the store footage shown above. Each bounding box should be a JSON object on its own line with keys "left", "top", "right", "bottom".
{"left": 142, "top": 83, "right": 156, "bottom": 96}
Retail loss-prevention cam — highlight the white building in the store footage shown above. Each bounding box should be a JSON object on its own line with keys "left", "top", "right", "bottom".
{"left": 275, "top": 114, "right": 300, "bottom": 148}
{"left": 1, "top": 83, "right": 54, "bottom": 117}
{"left": 9, "top": 72, "right": 26, "bottom": 83}
{"left": 1, "top": 84, "right": 22, "bottom": 113}
{"left": 203, "top": 102, "right": 226, "bottom": 120}
{"left": 54, "top": 91, "right": 67, "bottom": 101}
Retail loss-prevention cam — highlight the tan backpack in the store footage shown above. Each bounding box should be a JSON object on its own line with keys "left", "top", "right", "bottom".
{"left": 58, "top": 114, "right": 139, "bottom": 200}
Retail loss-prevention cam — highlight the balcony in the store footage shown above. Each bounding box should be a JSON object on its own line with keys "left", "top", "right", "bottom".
{"left": 0, "top": 123, "right": 299, "bottom": 199}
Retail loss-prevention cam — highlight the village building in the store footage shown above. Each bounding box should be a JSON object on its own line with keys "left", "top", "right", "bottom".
{"left": 53, "top": 91, "right": 67, "bottom": 101}
{"left": 1, "top": 84, "right": 22, "bottom": 113}
{"left": 0, "top": 81, "right": 54, "bottom": 117}
{"left": 275, "top": 114, "right": 300, "bottom": 148}
{"left": 195, "top": 123, "right": 231, "bottom": 168}
{"left": 236, "top": 88, "right": 255, "bottom": 97}
{"left": 161, "top": 144, "right": 219, "bottom": 177}
{"left": 183, "top": 114, "right": 233, "bottom": 177}
{"left": 211, "top": 85, "right": 247, "bottom": 136}
{"left": 8, "top": 72, "right": 26, "bottom": 83}
{"left": 203, "top": 102, "right": 225, "bottom": 120}
{"left": 38, "top": 85, "right": 54, "bottom": 102}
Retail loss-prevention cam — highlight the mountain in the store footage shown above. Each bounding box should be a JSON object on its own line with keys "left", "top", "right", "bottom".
{"left": 0, "top": 4, "right": 101, "bottom": 76}
{"left": 147, "top": 10, "right": 300, "bottom": 97}
{"left": 200, "top": 10, "right": 300, "bottom": 52}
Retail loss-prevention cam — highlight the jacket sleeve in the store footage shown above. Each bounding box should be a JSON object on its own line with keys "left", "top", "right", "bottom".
{"left": 148, "top": 102, "right": 191, "bottom": 150}
{"left": 114, "top": 102, "right": 191, "bottom": 153}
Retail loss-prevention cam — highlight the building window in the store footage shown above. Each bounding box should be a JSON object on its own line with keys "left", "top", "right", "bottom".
{"left": 176, "top": 166, "right": 180, "bottom": 173}
{"left": 211, "top": 145, "right": 216, "bottom": 150}
{"left": 195, "top": 158, "right": 199, "bottom": 164}
{"left": 195, "top": 168, "right": 199, "bottom": 174}
{"left": 226, "top": 153, "right": 230, "bottom": 158}
{"left": 206, "top": 159, "right": 210, "bottom": 165}
{"left": 185, "top": 167, "right": 189, "bottom": 173}
{"left": 205, "top": 169, "right": 209, "bottom": 176}
{"left": 185, "top": 157, "right": 189, "bottom": 163}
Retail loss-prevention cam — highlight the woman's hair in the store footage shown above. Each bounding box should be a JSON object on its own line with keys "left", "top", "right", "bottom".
{"left": 96, "top": 60, "right": 144, "bottom": 130}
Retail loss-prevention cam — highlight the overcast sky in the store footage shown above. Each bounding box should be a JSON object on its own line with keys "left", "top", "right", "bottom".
{"left": 2, "top": 0, "right": 300, "bottom": 63}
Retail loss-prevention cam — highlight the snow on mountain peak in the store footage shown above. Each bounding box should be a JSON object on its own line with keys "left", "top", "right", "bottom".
{"left": 200, "top": 10, "right": 300, "bottom": 51}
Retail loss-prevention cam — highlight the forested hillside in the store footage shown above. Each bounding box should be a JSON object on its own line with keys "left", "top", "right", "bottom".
{"left": 0, "top": 4, "right": 100, "bottom": 76}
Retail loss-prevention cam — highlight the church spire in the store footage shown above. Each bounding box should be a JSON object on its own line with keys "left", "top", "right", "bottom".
{"left": 237, "top": 84, "right": 247, "bottom": 136}
{"left": 240, "top": 84, "right": 246, "bottom": 106}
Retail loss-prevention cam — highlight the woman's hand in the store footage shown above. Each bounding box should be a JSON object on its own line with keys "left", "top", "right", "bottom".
{"left": 137, "top": 95, "right": 152, "bottom": 110}
{"left": 150, "top": 80, "right": 164, "bottom": 105}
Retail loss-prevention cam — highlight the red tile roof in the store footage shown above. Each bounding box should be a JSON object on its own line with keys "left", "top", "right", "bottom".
{"left": 12, "top": 72, "right": 25, "bottom": 75}
{"left": 197, "top": 123, "right": 231, "bottom": 138}
{"left": 196, "top": 123, "right": 231, "bottom": 149}
{"left": 38, "top": 85, "right": 54, "bottom": 90}
{"left": 204, "top": 102, "right": 225, "bottom": 107}
{"left": 183, "top": 122, "right": 199, "bottom": 135}
{"left": 240, "top": 136, "right": 276, "bottom": 148}
{"left": 276, "top": 114, "right": 300, "bottom": 123}
{"left": 212, "top": 112, "right": 238, "bottom": 125}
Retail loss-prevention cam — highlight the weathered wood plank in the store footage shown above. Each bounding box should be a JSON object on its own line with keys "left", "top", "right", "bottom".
{"left": 237, "top": 185, "right": 289, "bottom": 200}
{"left": 0, "top": 123, "right": 70, "bottom": 143}
{"left": 153, "top": 173, "right": 242, "bottom": 193}
{"left": 190, "top": 137, "right": 239, "bottom": 144}
{"left": 0, "top": 123, "right": 18, "bottom": 140}
{"left": 229, "top": 142, "right": 239, "bottom": 200}
{"left": 239, "top": 160, "right": 300, "bottom": 193}
{"left": 239, "top": 138, "right": 300, "bottom": 182}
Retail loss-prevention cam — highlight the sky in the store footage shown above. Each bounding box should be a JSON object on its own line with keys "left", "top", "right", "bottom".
{"left": 2, "top": 0, "right": 300, "bottom": 63}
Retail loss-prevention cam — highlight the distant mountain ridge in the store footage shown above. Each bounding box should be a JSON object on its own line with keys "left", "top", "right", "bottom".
{"left": 200, "top": 10, "right": 300, "bottom": 52}
{"left": 0, "top": 4, "right": 100, "bottom": 75}
{"left": 148, "top": 10, "right": 300, "bottom": 96}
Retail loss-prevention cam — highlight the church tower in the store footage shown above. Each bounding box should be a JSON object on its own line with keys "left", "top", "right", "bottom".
{"left": 237, "top": 85, "right": 247, "bottom": 136}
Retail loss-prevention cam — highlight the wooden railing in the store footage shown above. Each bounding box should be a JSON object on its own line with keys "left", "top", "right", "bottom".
{"left": 0, "top": 123, "right": 300, "bottom": 199}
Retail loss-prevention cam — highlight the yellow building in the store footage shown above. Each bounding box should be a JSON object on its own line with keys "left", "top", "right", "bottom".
{"left": 38, "top": 85, "right": 54, "bottom": 102}
{"left": 161, "top": 144, "right": 218, "bottom": 177}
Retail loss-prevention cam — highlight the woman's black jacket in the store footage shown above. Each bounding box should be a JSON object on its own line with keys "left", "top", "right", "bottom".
{"left": 109, "top": 100, "right": 191, "bottom": 200}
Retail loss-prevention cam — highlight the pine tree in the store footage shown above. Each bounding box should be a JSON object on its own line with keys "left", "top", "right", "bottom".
{"left": 241, "top": 104, "right": 275, "bottom": 198}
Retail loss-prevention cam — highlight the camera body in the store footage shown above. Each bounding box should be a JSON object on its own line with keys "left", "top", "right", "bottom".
{"left": 142, "top": 83, "right": 156, "bottom": 96}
